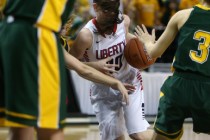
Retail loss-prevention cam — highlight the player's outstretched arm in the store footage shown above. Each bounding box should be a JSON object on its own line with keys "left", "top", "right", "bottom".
{"left": 134, "top": 9, "right": 192, "bottom": 59}
{"left": 64, "top": 49, "right": 134, "bottom": 105}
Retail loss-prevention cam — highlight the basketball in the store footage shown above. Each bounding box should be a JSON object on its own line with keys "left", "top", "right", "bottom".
{"left": 124, "top": 38, "right": 156, "bottom": 70}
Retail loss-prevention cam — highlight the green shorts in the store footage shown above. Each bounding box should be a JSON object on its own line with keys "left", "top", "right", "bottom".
{"left": 0, "top": 17, "right": 67, "bottom": 129}
{"left": 154, "top": 71, "right": 210, "bottom": 139}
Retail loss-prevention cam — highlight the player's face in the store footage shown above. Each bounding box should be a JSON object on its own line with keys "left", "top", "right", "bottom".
{"left": 96, "top": 5, "right": 119, "bottom": 25}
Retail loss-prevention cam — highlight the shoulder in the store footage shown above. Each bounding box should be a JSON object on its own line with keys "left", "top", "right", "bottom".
{"left": 76, "top": 28, "right": 93, "bottom": 46}
{"left": 175, "top": 8, "right": 193, "bottom": 17}
{"left": 172, "top": 8, "right": 193, "bottom": 22}
{"left": 123, "top": 14, "right": 130, "bottom": 25}
{"left": 170, "top": 8, "right": 193, "bottom": 29}
{"left": 123, "top": 14, "right": 130, "bottom": 30}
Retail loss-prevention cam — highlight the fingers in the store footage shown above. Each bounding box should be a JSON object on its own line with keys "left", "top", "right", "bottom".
{"left": 105, "top": 63, "right": 119, "bottom": 68}
{"left": 134, "top": 25, "right": 145, "bottom": 42}
{"left": 123, "top": 83, "right": 136, "bottom": 91}
{"left": 135, "top": 24, "right": 151, "bottom": 35}
{"left": 142, "top": 24, "right": 148, "bottom": 34}
{"left": 104, "top": 57, "right": 113, "bottom": 62}
{"left": 104, "top": 72, "right": 114, "bottom": 77}
{"left": 103, "top": 65, "right": 118, "bottom": 74}
{"left": 100, "top": 57, "right": 119, "bottom": 74}
{"left": 135, "top": 25, "right": 144, "bottom": 36}
{"left": 122, "top": 92, "right": 129, "bottom": 105}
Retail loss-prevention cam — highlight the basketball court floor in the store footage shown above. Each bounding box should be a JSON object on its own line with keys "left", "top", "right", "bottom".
{"left": 0, "top": 116, "right": 210, "bottom": 140}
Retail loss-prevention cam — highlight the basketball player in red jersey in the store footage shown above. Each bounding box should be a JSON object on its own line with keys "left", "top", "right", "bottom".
{"left": 69, "top": 0, "right": 151, "bottom": 140}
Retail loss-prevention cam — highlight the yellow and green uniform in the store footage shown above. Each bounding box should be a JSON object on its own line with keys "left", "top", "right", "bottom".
{"left": 0, "top": 0, "right": 75, "bottom": 129}
{"left": 154, "top": 5, "right": 210, "bottom": 139}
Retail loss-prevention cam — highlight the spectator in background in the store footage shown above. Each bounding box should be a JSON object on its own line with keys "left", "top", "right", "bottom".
{"left": 75, "top": 0, "right": 91, "bottom": 21}
{"left": 155, "top": 0, "right": 179, "bottom": 63}
{"left": 179, "top": 0, "right": 200, "bottom": 9}
{"left": 161, "top": 0, "right": 179, "bottom": 26}
{"left": 133, "top": 0, "right": 161, "bottom": 33}
{"left": 0, "top": 0, "right": 5, "bottom": 20}
{"left": 122, "top": 0, "right": 136, "bottom": 31}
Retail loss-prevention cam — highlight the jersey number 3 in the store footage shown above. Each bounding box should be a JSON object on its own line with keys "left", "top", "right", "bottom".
{"left": 190, "top": 30, "right": 210, "bottom": 64}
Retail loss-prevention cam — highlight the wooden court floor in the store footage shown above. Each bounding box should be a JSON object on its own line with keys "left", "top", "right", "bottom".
{"left": 0, "top": 123, "right": 210, "bottom": 140}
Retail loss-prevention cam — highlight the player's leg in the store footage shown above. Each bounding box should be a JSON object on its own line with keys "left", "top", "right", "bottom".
{"left": 90, "top": 86, "right": 126, "bottom": 140}
{"left": 152, "top": 132, "right": 177, "bottom": 140}
{"left": 123, "top": 88, "right": 150, "bottom": 140}
{"left": 190, "top": 78, "right": 210, "bottom": 135}
{"left": 36, "top": 128, "right": 64, "bottom": 140}
{"left": 0, "top": 18, "right": 37, "bottom": 140}
{"left": 152, "top": 93, "right": 184, "bottom": 140}
{"left": 115, "top": 135, "right": 125, "bottom": 140}
{"left": 8, "top": 127, "right": 35, "bottom": 140}
{"left": 97, "top": 104, "right": 125, "bottom": 140}
{"left": 34, "top": 27, "right": 68, "bottom": 140}
{"left": 152, "top": 74, "right": 188, "bottom": 140}
{"left": 0, "top": 20, "right": 68, "bottom": 139}
{"left": 129, "top": 130, "right": 154, "bottom": 140}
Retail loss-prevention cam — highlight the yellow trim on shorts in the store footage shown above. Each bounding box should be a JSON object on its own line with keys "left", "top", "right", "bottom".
{"left": 4, "top": 120, "right": 28, "bottom": 127}
{"left": 160, "top": 92, "right": 164, "bottom": 98}
{"left": 0, "top": 119, "right": 28, "bottom": 127}
{"left": 5, "top": 110, "right": 36, "bottom": 120}
{"left": 0, "top": 108, "right": 36, "bottom": 120}
{"left": 155, "top": 126, "right": 183, "bottom": 140}
{"left": 36, "top": 0, "right": 67, "bottom": 32}
{"left": 38, "top": 28, "right": 60, "bottom": 128}
{"left": 61, "top": 119, "right": 67, "bottom": 124}
{"left": 155, "top": 126, "right": 182, "bottom": 136}
{"left": 155, "top": 127, "right": 183, "bottom": 140}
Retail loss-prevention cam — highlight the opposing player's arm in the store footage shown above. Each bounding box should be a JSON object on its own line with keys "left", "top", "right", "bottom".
{"left": 64, "top": 48, "right": 132, "bottom": 105}
{"left": 135, "top": 9, "right": 192, "bottom": 58}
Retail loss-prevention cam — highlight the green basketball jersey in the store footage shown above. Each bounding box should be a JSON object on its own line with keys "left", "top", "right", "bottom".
{"left": 173, "top": 5, "right": 210, "bottom": 77}
{"left": 3, "top": 0, "right": 75, "bottom": 32}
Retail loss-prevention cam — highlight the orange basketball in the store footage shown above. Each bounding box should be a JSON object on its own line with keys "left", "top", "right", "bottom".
{"left": 124, "top": 38, "right": 156, "bottom": 70}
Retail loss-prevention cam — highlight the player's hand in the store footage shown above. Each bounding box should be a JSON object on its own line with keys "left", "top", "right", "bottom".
{"left": 123, "top": 83, "right": 136, "bottom": 92}
{"left": 134, "top": 24, "right": 156, "bottom": 45}
{"left": 111, "top": 82, "right": 135, "bottom": 105}
{"left": 95, "top": 57, "right": 119, "bottom": 76}
{"left": 111, "top": 82, "right": 131, "bottom": 105}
